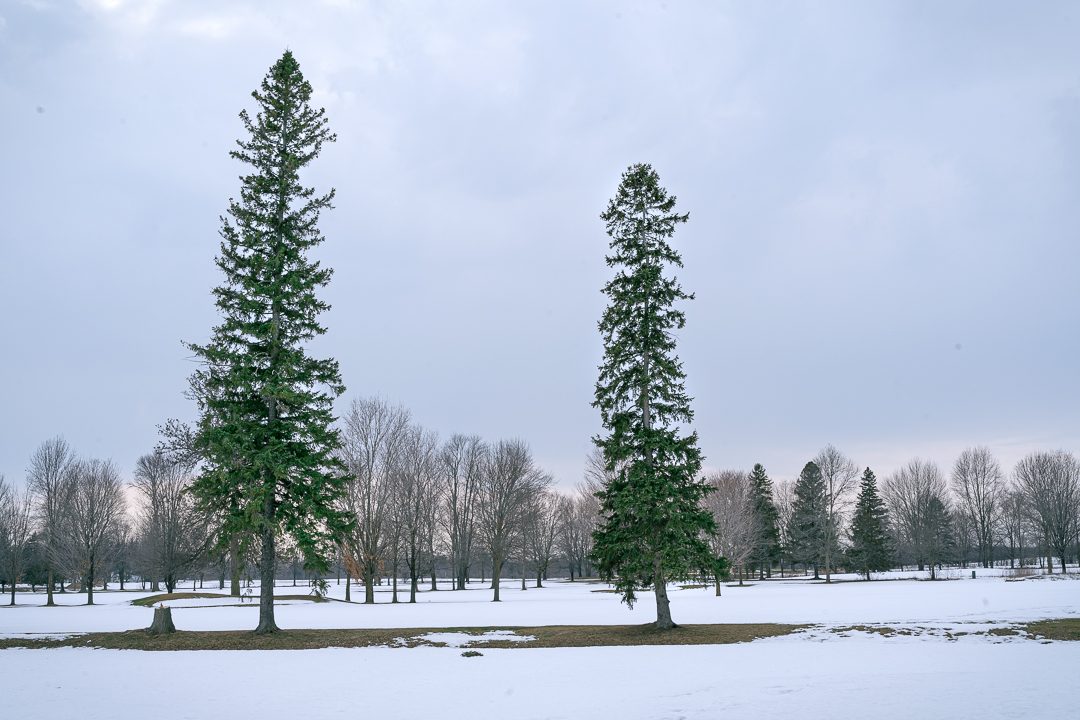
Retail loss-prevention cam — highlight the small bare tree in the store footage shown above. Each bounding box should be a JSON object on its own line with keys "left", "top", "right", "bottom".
{"left": 0, "top": 477, "right": 35, "bottom": 604}
{"left": 815, "top": 445, "right": 859, "bottom": 582}
{"left": 951, "top": 447, "right": 1004, "bottom": 568}
{"left": 26, "top": 436, "right": 76, "bottom": 604}
{"left": 60, "top": 459, "right": 125, "bottom": 605}
{"left": 883, "top": 459, "right": 948, "bottom": 571}
{"left": 440, "top": 434, "right": 484, "bottom": 590}
{"left": 338, "top": 397, "right": 410, "bottom": 603}
{"left": 132, "top": 451, "right": 209, "bottom": 593}
{"left": 525, "top": 489, "right": 561, "bottom": 587}
{"left": 1015, "top": 450, "right": 1080, "bottom": 573}
{"left": 773, "top": 479, "right": 795, "bottom": 577}
{"left": 704, "top": 470, "right": 755, "bottom": 592}
{"left": 477, "top": 439, "right": 548, "bottom": 601}
{"left": 393, "top": 424, "right": 439, "bottom": 603}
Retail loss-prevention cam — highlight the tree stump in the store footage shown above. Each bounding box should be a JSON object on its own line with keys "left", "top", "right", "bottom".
{"left": 147, "top": 606, "right": 176, "bottom": 635}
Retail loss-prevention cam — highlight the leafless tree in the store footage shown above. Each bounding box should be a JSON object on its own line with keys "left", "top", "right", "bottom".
{"left": 1, "top": 477, "right": 35, "bottom": 604}
{"left": 773, "top": 480, "right": 795, "bottom": 577}
{"left": 393, "top": 424, "right": 439, "bottom": 603}
{"left": 60, "top": 459, "right": 125, "bottom": 605}
{"left": 26, "top": 437, "right": 77, "bottom": 604}
{"left": 525, "top": 489, "right": 561, "bottom": 587}
{"left": 338, "top": 397, "right": 410, "bottom": 603}
{"left": 1001, "top": 488, "right": 1029, "bottom": 568}
{"left": 815, "top": 445, "right": 859, "bottom": 582}
{"left": 476, "top": 439, "right": 548, "bottom": 601}
{"left": 132, "top": 451, "right": 209, "bottom": 593}
{"left": 883, "top": 458, "right": 948, "bottom": 571}
{"left": 1014, "top": 450, "right": 1080, "bottom": 573}
{"left": 951, "top": 447, "right": 1004, "bottom": 568}
{"left": 440, "top": 434, "right": 484, "bottom": 589}
{"left": 704, "top": 470, "right": 755, "bottom": 592}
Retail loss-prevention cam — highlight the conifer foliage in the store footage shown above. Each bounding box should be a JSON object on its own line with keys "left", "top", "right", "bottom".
{"left": 847, "top": 467, "right": 893, "bottom": 580}
{"left": 187, "top": 51, "right": 351, "bottom": 634}
{"left": 590, "top": 163, "right": 715, "bottom": 630}
{"left": 788, "top": 461, "right": 828, "bottom": 578}
{"left": 748, "top": 463, "right": 781, "bottom": 577}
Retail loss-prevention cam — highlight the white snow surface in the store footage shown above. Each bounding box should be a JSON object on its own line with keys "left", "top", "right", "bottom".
{"left": 1, "top": 571, "right": 1077, "bottom": 719}
{"left": 1, "top": 569, "right": 1076, "bottom": 636}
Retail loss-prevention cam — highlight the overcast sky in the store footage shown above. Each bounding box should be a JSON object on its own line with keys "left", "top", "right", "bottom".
{"left": 2, "top": 1, "right": 1079, "bottom": 489}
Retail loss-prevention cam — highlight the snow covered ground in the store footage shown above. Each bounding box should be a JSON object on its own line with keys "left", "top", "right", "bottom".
{"left": 1, "top": 571, "right": 1077, "bottom": 719}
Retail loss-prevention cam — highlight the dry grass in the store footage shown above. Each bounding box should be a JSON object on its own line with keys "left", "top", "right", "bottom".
{"left": 132, "top": 592, "right": 327, "bottom": 607}
{"left": 0, "top": 622, "right": 803, "bottom": 652}
{"left": 1024, "top": 619, "right": 1080, "bottom": 641}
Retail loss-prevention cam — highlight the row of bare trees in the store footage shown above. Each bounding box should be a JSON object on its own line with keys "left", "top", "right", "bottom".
{"left": 335, "top": 397, "right": 600, "bottom": 603}
{"left": 701, "top": 444, "right": 1080, "bottom": 582}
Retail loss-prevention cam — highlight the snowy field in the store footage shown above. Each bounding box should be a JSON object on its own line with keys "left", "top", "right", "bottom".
{"left": 2, "top": 570, "right": 1078, "bottom": 719}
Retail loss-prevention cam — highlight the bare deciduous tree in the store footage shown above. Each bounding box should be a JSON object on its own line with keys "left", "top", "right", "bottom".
{"left": 440, "top": 434, "right": 484, "bottom": 590}
{"left": 132, "top": 451, "right": 209, "bottom": 593}
{"left": 773, "top": 479, "right": 795, "bottom": 577}
{"left": 815, "top": 445, "right": 859, "bottom": 583}
{"left": 339, "top": 397, "right": 410, "bottom": 603}
{"left": 394, "top": 424, "right": 439, "bottom": 603}
{"left": 26, "top": 436, "right": 76, "bottom": 605}
{"left": 883, "top": 459, "right": 948, "bottom": 571}
{"left": 704, "top": 470, "right": 755, "bottom": 592}
{"left": 951, "top": 447, "right": 1004, "bottom": 568}
{"left": 1, "top": 477, "right": 35, "bottom": 604}
{"left": 525, "top": 489, "right": 561, "bottom": 587}
{"left": 60, "top": 459, "right": 125, "bottom": 605}
{"left": 477, "top": 439, "right": 547, "bottom": 602}
{"left": 1015, "top": 450, "right": 1080, "bottom": 573}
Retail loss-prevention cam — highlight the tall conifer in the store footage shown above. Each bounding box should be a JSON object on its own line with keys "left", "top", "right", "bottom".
{"left": 847, "top": 467, "right": 893, "bottom": 580}
{"left": 788, "top": 461, "right": 828, "bottom": 578}
{"left": 187, "top": 51, "right": 350, "bottom": 634}
{"left": 590, "top": 163, "right": 714, "bottom": 630}
{"left": 748, "top": 463, "right": 781, "bottom": 578}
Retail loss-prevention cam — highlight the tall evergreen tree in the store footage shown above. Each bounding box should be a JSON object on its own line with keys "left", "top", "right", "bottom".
{"left": 589, "top": 163, "right": 715, "bottom": 630}
{"left": 924, "top": 496, "right": 954, "bottom": 579}
{"left": 788, "top": 461, "right": 828, "bottom": 578}
{"left": 847, "top": 467, "right": 893, "bottom": 580}
{"left": 187, "top": 51, "right": 351, "bottom": 634}
{"left": 748, "top": 463, "right": 781, "bottom": 578}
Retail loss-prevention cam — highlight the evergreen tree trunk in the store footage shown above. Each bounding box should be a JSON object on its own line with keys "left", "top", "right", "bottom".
{"left": 652, "top": 555, "right": 674, "bottom": 629}
{"left": 254, "top": 497, "right": 279, "bottom": 634}
{"left": 229, "top": 540, "right": 241, "bottom": 597}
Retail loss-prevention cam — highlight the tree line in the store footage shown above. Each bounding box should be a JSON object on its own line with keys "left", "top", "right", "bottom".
{"left": 704, "top": 444, "right": 1080, "bottom": 586}
{"left": 0, "top": 423, "right": 603, "bottom": 606}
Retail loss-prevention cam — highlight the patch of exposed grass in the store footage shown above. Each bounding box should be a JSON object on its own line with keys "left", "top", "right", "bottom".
{"left": 132, "top": 593, "right": 227, "bottom": 607}
{"left": 132, "top": 592, "right": 327, "bottom": 607}
{"left": 1024, "top": 619, "right": 1080, "bottom": 641}
{"left": 0, "top": 622, "right": 804, "bottom": 652}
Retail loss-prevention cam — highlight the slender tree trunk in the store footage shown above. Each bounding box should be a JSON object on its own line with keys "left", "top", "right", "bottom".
{"left": 344, "top": 571, "right": 351, "bottom": 602}
{"left": 254, "top": 497, "right": 279, "bottom": 634}
{"left": 652, "top": 554, "right": 674, "bottom": 629}
{"left": 364, "top": 571, "right": 374, "bottom": 604}
{"left": 492, "top": 556, "right": 502, "bottom": 602}
{"left": 229, "top": 539, "right": 241, "bottom": 597}
{"left": 46, "top": 568, "right": 55, "bottom": 606}
{"left": 86, "top": 556, "right": 95, "bottom": 606}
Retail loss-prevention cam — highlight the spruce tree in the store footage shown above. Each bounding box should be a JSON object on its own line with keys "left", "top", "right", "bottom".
{"left": 847, "top": 467, "right": 893, "bottom": 580}
{"left": 590, "top": 163, "right": 715, "bottom": 630}
{"left": 788, "top": 461, "right": 828, "bottom": 578}
{"left": 187, "top": 51, "right": 350, "bottom": 634}
{"left": 748, "top": 463, "right": 781, "bottom": 578}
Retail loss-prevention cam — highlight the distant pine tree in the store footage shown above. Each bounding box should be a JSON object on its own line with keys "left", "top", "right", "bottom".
{"left": 788, "top": 461, "right": 828, "bottom": 578}
{"left": 748, "top": 463, "right": 781, "bottom": 578}
{"left": 187, "top": 51, "right": 351, "bottom": 634}
{"left": 847, "top": 467, "right": 893, "bottom": 580}
{"left": 924, "top": 497, "right": 955, "bottom": 580}
{"left": 590, "top": 163, "right": 715, "bottom": 630}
